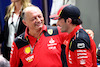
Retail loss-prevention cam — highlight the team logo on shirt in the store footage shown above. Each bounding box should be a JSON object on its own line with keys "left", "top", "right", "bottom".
{"left": 68, "top": 51, "right": 72, "bottom": 64}
{"left": 25, "top": 55, "right": 34, "bottom": 62}
{"left": 25, "top": 47, "right": 31, "bottom": 54}
{"left": 47, "top": 29, "right": 53, "bottom": 35}
{"left": 80, "top": 59, "right": 86, "bottom": 64}
{"left": 47, "top": 38, "right": 57, "bottom": 50}
{"left": 77, "top": 43, "right": 85, "bottom": 48}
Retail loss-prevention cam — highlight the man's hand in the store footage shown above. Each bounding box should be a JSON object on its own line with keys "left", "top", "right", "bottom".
{"left": 85, "top": 29, "right": 94, "bottom": 39}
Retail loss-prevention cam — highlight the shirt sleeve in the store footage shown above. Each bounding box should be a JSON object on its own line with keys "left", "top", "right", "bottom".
{"left": 74, "top": 49, "right": 93, "bottom": 67}
{"left": 10, "top": 42, "right": 20, "bottom": 67}
{"left": 69, "top": 38, "right": 97, "bottom": 67}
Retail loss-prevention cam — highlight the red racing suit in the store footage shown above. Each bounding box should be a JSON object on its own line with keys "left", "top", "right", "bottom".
{"left": 63, "top": 25, "right": 97, "bottom": 67}
{"left": 10, "top": 25, "right": 68, "bottom": 67}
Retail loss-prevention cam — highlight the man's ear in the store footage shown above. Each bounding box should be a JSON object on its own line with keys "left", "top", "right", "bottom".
{"left": 22, "top": 20, "right": 27, "bottom": 26}
{"left": 67, "top": 18, "right": 72, "bottom": 24}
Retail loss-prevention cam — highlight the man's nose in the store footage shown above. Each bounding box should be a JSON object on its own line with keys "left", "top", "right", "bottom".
{"left": 36, "top": 17, "right": 41, "bottom": 22}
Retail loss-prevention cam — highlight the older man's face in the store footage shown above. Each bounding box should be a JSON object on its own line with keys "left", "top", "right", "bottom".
{"left": 24, "top": 7, "right": 44, "bottom": 30}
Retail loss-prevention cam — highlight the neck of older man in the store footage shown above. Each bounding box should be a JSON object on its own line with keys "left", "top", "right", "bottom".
{"left": 29, "top": 27, "right": 42, "bottom": 39}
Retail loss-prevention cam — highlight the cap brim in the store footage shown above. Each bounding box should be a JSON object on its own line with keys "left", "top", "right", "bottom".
{"left": 49, "top": 14, "right": 60, "bottom": 20}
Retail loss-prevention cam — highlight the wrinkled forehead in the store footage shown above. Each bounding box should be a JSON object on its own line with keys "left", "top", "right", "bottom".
{"left": 24, "top": 6, "right": 42, "bottom": 16}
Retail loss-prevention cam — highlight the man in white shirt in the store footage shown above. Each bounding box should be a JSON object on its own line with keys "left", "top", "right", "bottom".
{"left": 50, "top": 0, "right": 76, "bottom": 26}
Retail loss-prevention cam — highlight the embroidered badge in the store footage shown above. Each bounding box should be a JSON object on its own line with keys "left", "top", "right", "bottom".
{"left": 47, "top": 38, "right": 57, "bottom": 50}
{"left": 47, "top": 29, "right": 53, "bottom": 35}
{"left": 25, "top": 55, "right": 34, "bottom": 62}
{"left": 77, "top": 43, "right": 85, "bottom": 48}
{"left": 25, "top": 47, "right": 31, "bottom": 54}
{"left": 80, "top": 59, "right": 86, "bottom": 64}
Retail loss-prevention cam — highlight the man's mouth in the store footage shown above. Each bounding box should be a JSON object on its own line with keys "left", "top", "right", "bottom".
{"left": 35, "top": 22, "right": 42, "bottom": 26}
{"left": 57, "top": 25, "right": 62, "bottom": 28}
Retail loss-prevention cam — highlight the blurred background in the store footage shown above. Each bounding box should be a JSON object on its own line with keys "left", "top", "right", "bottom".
{"left": 0, "top": 0, "right": 100, "bottom": 47}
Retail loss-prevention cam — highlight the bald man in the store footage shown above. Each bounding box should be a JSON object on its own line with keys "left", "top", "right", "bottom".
{"left": 10, "top": 6, "right": 68, "bottom": 67}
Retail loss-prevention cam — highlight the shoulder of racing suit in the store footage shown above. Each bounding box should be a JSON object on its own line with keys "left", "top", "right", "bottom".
{"left": 14, "top": 25, "right": 59, "bottom": 49}
{"left": 44, "top": 25, "right": 58, "bottom": 37}
{"left": 69, "top": 29, "right": 91, "bottom": 52}
{"left": 14, "top": 32, "right": 29, "bottom": 49}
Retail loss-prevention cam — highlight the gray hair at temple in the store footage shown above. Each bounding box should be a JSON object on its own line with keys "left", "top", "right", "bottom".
{"left": 22, "top": 5, "right": 41, "bottom": 20}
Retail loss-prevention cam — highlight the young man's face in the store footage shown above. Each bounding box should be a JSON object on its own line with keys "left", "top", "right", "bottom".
{"left": 24, "top": 7, "right": 44, "bottom": 31}
{"left": 57, "top": 18, "right": 68, "bottom": 32}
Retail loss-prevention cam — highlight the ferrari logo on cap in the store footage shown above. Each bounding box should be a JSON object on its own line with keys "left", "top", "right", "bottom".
{"left": 25, "top": 47, "right": 31, "bottom": 54}
{"left": 47, "top": 29, "right": 53, "bottom": 35}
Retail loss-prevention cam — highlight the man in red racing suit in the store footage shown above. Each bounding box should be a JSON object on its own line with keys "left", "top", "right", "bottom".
{"left": 10, "top": 5, "right": 68, "bottom": 67}
{"left": 10, "top": 25, "right": 68, "bottom": 67}
{"left": 50, "top": 4, "right": 97, "bottom": 67}
{"left": 64, "top": 25, "right": 97, "bottom": 67}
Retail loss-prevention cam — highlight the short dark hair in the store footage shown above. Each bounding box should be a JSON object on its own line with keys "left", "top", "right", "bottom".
{"left": 71, "top": 19, "right": 82, "bottom": 25}
{"left": 64, "top": 18, "right": 82, "bottom": 25}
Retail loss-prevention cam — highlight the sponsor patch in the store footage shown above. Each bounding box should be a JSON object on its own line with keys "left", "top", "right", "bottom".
{"left": 25, "top": 55, "right": 34, "bottom": 62}
{"left": 25, "top": 47, "right": 31, "bottom": 54}
{"left": 80, "top": 59, "right": 86, "bottom": 65}
{"left": 77, "top": 43, "right": 85, "bottom": 48}
{"left": 68, "top": 52, "right": 72, "bottom": 64}
{"left": 17, "top": 36, "right": 22, "bottom": 39}
{"left": 47, "top": 29, "right": 53, "bottom": 35}
{"left": 77, "top": 56, "right": 88, "bottom": 59}
{"left": 49, "top": 38, "right": 55, "bottom": 43}
{"left": 77, "top": 50, "right": 87, "bottom": 52}
{"left": 77, "top": 53, "right": 87, "bottom": 56}
{"left": 47, "top": 38, "right": 57, "bottom": 50}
